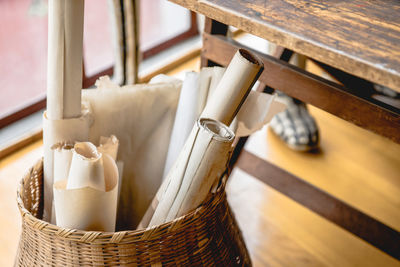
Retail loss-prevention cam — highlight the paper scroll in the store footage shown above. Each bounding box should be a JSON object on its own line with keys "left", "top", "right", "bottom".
{"left": 201, "top": 49, "right": 264, "bottom": 125}
{"left": 47, "top": 0, "right": 84, "bottom": 119}
{"left": 162, "top": 71, "right": 211, "bottom": 178}
{"left": 234, "top": 91, "right": 286, "bottom": 137}
{"left": 66, "top": 142, "right": 106, "bottom": 191}
{"left": 47, "top": 0, "right": 65, "bottom": 120}
{"left": 98, "top": 135, "right": 119, "bottom": 161}
{"left": 52, "top": 142, "right": 74, "bottom": 183}
{"left": 204, "top": 66, "right": 225, "bottom": 104}
{"left": 53, "top": 141, "right": 119, "bottom": 231}
{"left": 161, "top": 67, "right": 227, "bottom": 178}
{"left": 161, "top": 49, "right": 263, "bottom": 187}
{"left": 43, "top": 103, "right": 92, "bottom": 222}
{"left": 45, "top": 0, "right": 85, "bottom": 222}
{"left": 139, "top": 118, "right": 234, "bottom": 229}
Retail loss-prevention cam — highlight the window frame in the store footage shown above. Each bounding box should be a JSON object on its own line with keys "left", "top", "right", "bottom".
{"left": 0, "top": 12, "right": 198, "bottom": 129}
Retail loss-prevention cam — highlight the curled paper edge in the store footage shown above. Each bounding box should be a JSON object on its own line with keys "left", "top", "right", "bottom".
{"left": 66, "top": 142, "right": 106, "bottom": 191}
{"left": 53, "top": 152, "right": 119, "bottom": 231}
{"left": 52, "top": 141, "right": 75, "bottom": 183}
{"left": 98, "top": 135, "right": 119, "bottom": 161}
{"left": 235, "top": 91, "right": 287, "bottom": 137}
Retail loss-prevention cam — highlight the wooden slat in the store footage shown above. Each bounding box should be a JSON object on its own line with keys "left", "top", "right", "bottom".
{"left": 236, "top": 150, "right": 400, "bottom": 261}
{"left": 309, "top": 59, "right": 376, "bottom": 97}
{"left": 201, "top": 18, "right": 228, "bottom": 67}
{"left": 170, "top": 0, "right": 400, "bottom": 92}
{"left": 0, "top": 129, "right": 42, "bottom": 159}
{"left": 0, "top": 97, "right": 46, "bottom": 129}
{"left": 202, "top": 33, "right": 400, "bottom": 143}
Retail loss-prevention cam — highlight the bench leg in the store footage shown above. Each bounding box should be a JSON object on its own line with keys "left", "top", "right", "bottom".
{"left": 201, "top": 18, "right": 228, "bottom": 67}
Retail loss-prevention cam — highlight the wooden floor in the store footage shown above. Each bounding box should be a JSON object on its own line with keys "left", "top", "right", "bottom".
{"left": 230, "top": 107, "right": 400, "bottom": 266}
{"left": 1, "top": 57, "right": 400, "bottom": 266}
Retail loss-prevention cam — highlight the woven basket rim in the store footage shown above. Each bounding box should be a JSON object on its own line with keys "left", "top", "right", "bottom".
{"left": 17, "top": 159, "right": 226, "bottom": 244}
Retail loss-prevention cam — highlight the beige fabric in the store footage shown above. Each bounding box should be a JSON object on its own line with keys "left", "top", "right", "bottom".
{"left": 82, "top": 76, "right": 181, "bottom": 229}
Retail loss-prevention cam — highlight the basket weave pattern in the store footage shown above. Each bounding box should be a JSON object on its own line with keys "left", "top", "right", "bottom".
{"left": 15, "top": 159, "right": 251, "bottom": 266}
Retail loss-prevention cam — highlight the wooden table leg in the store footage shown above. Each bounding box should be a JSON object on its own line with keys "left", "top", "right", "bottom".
{"left": 201, "top": 18, "right": 228, "bottom": 67}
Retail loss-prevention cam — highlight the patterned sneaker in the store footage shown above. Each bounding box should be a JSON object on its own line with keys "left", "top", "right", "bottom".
{"left": 270, "top": 95, "right": 319, "bottom": 151}
{"left": 373, "top": 84, "right": 400, "bottom": 99}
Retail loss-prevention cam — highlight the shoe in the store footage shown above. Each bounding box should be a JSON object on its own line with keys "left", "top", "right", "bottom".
{"left": 270, "top": 96, "right": 319, "bottom": 151}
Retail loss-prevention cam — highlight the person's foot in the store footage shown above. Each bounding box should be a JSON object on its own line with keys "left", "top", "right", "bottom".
{"left": 373, "top": 84, "right": 400, "bottom": 99}
{"left": 270, "top": 96, "right": 319, "bottom": 151}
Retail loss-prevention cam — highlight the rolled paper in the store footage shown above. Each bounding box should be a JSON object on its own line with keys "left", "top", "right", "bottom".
{"left": 196, "top": 68, "right": 212, "bottom": 116}
{"left": 162, "top": 71, "right": 210, "bottom": 178}
{"left": 46, "top": 0, "right": 84, "bottom": 119}
{"left": 46, "top": 0, "right": 65, "bottom": 120}
{"left": 98, "top": 135, "right": 119, "bottom": 161}
{"left": 235, "top": 91, "right": 286, "bottom": 137}
{"left": 54, "top": 152, "right": 119, "bottom": 231}
{"left": 63, "top": 0, "right": 84, "bottom": 118}
{"left": 166, "top": 119, "right": 235, "bottom": 221}
{"left": 43, "top": 103, "right": 92, "bottom": 222}
{"left": 204, "top": 66, "right": 225, "bottom": 104}
{"left": 143, "top": 118, "right": 234, "bottom": 228}
{"left": 67, "top": 142, "right": 106, "bottom": 191}
{"left": 44, "top": 0, "right": 85, "bottom": 222}
{"left": 52, "top": 141, "right": 75, "bottom": 183}
{"left": 201, "top": 49, "right": 264, "bottom": 125}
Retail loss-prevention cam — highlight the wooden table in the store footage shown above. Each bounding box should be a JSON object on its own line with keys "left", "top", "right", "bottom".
{"left": 170, "top": 0, "right": 400, "bottom": 261}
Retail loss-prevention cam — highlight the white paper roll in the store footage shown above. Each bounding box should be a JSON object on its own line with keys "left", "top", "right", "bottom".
{"left": 47, "top": 0, "right": 84, "bottom": 120}
{"left": 54, "top": 152, "right": 119, "bottom": 231}
{"left": 204, "top": 66, "right": 225, "bottom": 104}
{"left": 143, "top": 118, "right": 234, "bottom": 228}
{"left": 201, "top": 49, "right": 263, "bottom": 125}
{"left": 162, "top": 71, "right": 210, "bottom": 178}
{"left": 52, "top": 141, "right": 74, "bottom": 183}
{"left": 67, "top": 142, "right": 106, "bottom": 191}
{"left": 235, "top": 91, "right": 286, "bottom": 137}
{"left": 46, "top": 0, "right": 65, "bottom": 120}
{"left": 43, "top": 103, "right": 92, "bottom": 222}
{"left": 63, "top": 0, "right": 84, "bottom": 118}
{"left": 166, "top": 119, "right": 235, "bottom": 221}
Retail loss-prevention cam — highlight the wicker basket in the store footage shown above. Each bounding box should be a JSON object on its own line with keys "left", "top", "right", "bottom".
{"left": 15, "top": 159, "right": 251, "bottom": 266}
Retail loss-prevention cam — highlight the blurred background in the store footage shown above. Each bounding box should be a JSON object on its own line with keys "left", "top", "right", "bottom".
{"left": 0, "top": 0, "right": 196, "bottom": 133}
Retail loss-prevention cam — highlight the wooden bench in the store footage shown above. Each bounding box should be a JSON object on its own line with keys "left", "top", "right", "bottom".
{"left": 170, "top": 0, "right": 400, "bottom": 261}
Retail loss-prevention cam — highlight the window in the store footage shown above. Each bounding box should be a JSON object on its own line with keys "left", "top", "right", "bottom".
{"left": 0, "top": 0, "right": 197, "bottom": 129}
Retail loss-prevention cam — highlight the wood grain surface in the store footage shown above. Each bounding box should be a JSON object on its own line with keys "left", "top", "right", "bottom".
{"left": 228, "top": 169, "right": 400, "bottom": 267}
{"left": 236, "top": 150, "right": 400, "bottom": 260}
{"left": 170, "top": 0, "right": 400, "bottom": 92}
